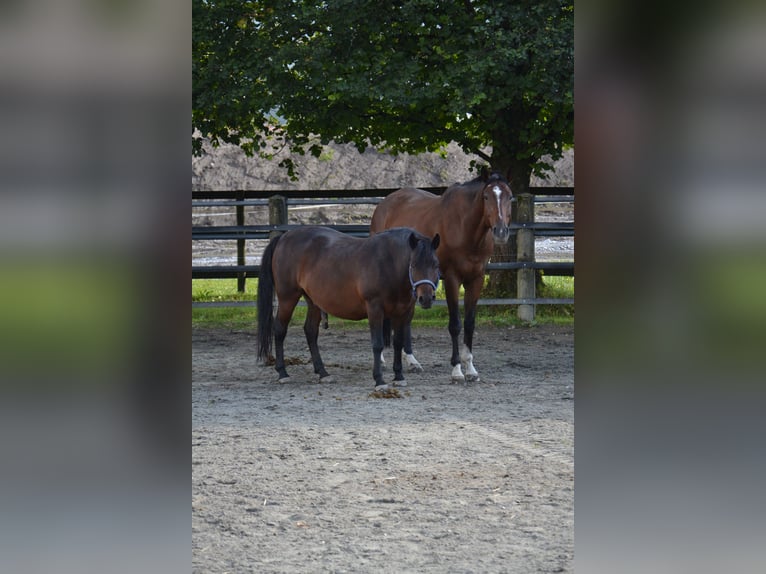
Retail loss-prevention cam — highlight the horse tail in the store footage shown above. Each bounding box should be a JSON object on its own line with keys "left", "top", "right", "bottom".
{"left": 382, "top": 317, "right": 392, "bottom": 349}
{"left": 257, "top": 234, "right": 281, "bottom": 363}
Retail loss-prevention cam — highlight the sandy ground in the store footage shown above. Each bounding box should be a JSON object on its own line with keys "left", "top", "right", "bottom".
{"left": 192, "top": 322, "right": 574, "bottom": 573}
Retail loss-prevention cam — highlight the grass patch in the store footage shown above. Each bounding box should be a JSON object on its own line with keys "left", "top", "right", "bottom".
{"left": 192, "top": 275, "right": 574, "bottom": 329}
{"left": 192, "top": 279, "right": 255, "bottom": 302}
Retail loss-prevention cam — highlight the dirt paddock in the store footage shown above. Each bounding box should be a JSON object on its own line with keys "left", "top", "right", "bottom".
{"left": 192, "top": 322, "right": 574, "bottom": 573}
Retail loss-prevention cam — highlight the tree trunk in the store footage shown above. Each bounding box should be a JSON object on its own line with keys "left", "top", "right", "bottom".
{"left": 485, "top": 155, "right": 532, "bottom": 298}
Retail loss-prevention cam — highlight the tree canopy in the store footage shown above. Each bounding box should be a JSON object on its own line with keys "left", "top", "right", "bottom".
{"left": 193, "top": 0, "right": 573, "bottom": 190}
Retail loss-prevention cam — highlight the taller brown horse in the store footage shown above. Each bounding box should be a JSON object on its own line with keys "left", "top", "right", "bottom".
{"left": 370, "top": 170, "right": 513, "bottom": 382}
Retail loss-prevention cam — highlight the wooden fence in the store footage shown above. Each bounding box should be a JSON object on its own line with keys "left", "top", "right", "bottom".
{"left": 192, "top": 187, "right": 573, "bottom": 317}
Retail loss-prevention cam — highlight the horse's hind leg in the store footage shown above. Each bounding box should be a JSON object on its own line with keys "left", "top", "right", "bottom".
{"left": 304, "top": 298, "right": 333, "bottom": 382}
{"left": 274, "top": 295, "right": 299, "bottom": 383}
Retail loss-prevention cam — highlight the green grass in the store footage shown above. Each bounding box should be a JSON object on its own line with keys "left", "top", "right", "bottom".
{"left": 192, "top": 275, "right": 574, "bottom": 329}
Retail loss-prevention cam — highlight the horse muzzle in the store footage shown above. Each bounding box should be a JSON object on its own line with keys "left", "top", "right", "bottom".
{"left": 492, "top": 223, "right": 511, "bottom": 244}
{"left": 410, "top": 266, "right": 439, "bottom": 309}
{"left": 412, "top": 278, "right": 438, "bottom": 309}
{"left": 417, "top": 290, "right": 435, "bottom": 309}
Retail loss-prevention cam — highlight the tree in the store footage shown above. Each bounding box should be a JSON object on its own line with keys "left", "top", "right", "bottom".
{"left": 193, "top": 0, "right": 573, "bottom": 291}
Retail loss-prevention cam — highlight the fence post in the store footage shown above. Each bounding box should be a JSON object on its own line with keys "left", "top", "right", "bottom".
{"left": 236, "top": 191, "right": 246, "bottom": 292}
{"left": 268, "top": 195, "right": 288, "bottom": 240}
{"left": 516, "top": 193, "right": 535, "bottom": 322}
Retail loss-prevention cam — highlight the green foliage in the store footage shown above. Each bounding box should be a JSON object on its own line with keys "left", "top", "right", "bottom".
{"left": 193, "top": 0, "right": 573, "bottom": 180}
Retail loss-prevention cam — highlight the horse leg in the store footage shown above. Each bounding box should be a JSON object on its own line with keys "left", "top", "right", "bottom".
{"left": 402, "top": 321, "right": 423, "bottom": 373}
{"left": 274, "top": 295, "right": 299, "bottom": 383}
{"left": 444, "top": 277, "right": 465, "bottom": 382}
{"left": 304, "top": 297, "right": 333, "bottom": 383}
{"left": 367, "top": 305, "right": 386, "bottom": 388}
{"left": 391, "top": 318, "right": 406, "bottom": 385}
{"left": 380, "top": 317, "right": 392, "bottom": 367}
{"left": 461, "top": 277, "right": 483, "bottom": 382}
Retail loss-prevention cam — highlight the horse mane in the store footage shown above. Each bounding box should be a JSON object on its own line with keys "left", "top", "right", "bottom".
{"left": 441, "top": 170, "right": 508, "bottom": 205}
{"left": 462, "top": 170, "right": 508, "bottom": 186}
{"left": 410, "top": 231, "right": 437, "bottom": 269}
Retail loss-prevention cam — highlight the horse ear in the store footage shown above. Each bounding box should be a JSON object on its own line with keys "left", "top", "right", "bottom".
{"left": 408, "top": 232, "right": 419, "bottom": 250}
{"left": 431, "top": 234, "right": 440, "bottom": 251}
{"left": 480, "top": 165, "right": 490, "bottom": 181}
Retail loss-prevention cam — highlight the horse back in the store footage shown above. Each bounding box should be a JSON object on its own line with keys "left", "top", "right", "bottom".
{"left": 271, "top": 226, "right": 412, "bottom": 321}
{"left": 274, "top": 226, "right": 363, "bottom": 282}
{"left": 370, "top": 187, "right": 443, "bottom": 236}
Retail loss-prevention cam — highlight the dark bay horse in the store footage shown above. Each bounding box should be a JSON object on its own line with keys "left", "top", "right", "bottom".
{"left": 370, "top": 170, "right": 513, "bottom": 382}
{"left": 257, "top": 226, "right": 441, "bottom": 389}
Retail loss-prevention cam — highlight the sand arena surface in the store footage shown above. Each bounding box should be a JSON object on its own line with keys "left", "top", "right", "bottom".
{"left": 193, "top": 323, "right": 573, "bottom": 572}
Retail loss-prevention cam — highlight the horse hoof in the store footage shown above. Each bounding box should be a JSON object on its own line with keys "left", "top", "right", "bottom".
{"left": 451, "top": 374, "right": 465, "bottom": 383}
{"left": 393, "top": 379, "right": 407, "bottom": 387}
{"left": 404, "top": 354, "right": 422, "bottom": 372}
{"left": 374, "top": 383, "right": 390, "bottom": 391}
{"left": 319, "top": 375, "right": 335, "bottom": 384}
{"left": 277, "top": 376, "right": 291, "bottom": 384}
{"left": 465, "top": 374, "right": 480, "bottom": 382}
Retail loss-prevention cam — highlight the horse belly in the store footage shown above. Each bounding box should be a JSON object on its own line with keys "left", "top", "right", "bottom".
{"left": 320, "top": 300, "right": 368, "bottom": 321}
{"left": 304, "top": 283, "right": 368, "bottom": 321}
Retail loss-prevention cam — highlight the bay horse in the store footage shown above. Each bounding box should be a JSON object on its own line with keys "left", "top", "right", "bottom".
{"left": 370, "top": 170, "right": 513, "bottom": 382}
{"left": 257, "top": 226, "right": 441, "bottom": 389}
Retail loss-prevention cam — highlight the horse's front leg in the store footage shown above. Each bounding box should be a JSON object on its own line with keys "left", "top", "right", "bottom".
{"left": 367, "top": 304, "right": 386, "bottom": 388}
{"left": 401, "top": 320, "right": 423, "bottom": 373}
{"left": 391, "top": 316, "right": 408, "bottom": 385}
{"left": 461, "top": 276, "right": 483, "bottom": 382}
{"left": 443, "top": 276, "right": 464, "bottom": 382}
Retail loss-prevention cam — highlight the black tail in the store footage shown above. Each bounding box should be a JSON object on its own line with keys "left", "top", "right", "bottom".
{"left": 257, "top": 234, "right": 281, "bottom": 362}
{"left": 382, "top": 317, "right": 392, "bottom": 348}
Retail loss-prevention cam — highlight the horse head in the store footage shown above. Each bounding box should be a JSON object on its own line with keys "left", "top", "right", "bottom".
{"left": 480, "top": 171, "right": 513, "bottom": 244}
{"left": 408, "top": 232, "right": 441, "bottom": 309}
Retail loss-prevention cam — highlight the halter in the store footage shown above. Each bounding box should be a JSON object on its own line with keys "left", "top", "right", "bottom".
{"left": 409, "top": 264, "right": 439, "bottom": 299}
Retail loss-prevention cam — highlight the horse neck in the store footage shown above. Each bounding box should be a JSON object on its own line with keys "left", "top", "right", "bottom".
{"left": 463, "top": 185, "right": 492, "bottom": 247}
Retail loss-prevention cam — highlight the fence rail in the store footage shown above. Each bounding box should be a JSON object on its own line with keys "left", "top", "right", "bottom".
{"left": 192, "top": 187, "right": 574, "bottom": 314}
{"left": 192, "top": 186, "right": 574, "bottom": 200}
{"left": 191, "top": 221, "right": 574, "bottom": 241}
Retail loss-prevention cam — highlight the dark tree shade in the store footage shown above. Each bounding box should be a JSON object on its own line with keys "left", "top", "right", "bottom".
{"left": 193, "top": 0, "right": 573, "bottom": 187}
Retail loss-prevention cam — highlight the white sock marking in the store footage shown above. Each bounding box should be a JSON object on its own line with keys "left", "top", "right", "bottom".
{"left": 461, "top": 344, "right": 479, "bottom": 379}
{"left": 404, "top": 353, "right": 422, "bottom": 370}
